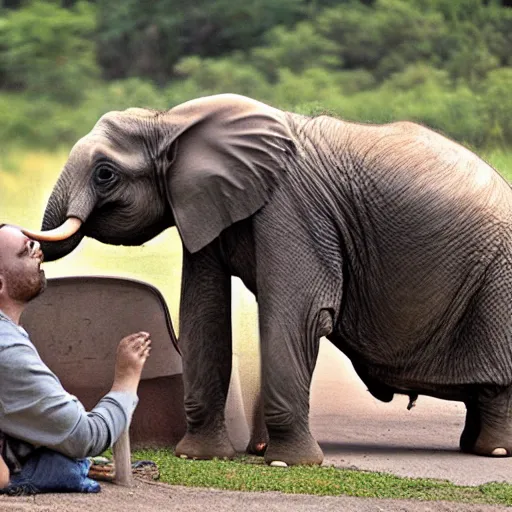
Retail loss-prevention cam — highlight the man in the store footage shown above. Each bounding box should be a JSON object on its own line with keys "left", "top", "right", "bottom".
{"left": 0, "top": 224, "right": 151, "bottom": 487}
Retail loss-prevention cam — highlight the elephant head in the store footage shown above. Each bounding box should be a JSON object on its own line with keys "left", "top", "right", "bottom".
{"left": 24, "top": 94, "right": 295, "bottom": 260}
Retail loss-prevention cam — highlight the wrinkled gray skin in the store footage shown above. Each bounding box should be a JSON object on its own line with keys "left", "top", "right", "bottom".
{"left": 38, "top": 94, "right": 512, "bottom": 465}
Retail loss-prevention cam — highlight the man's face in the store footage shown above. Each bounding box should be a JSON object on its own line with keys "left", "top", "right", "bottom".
{"left": 0, "top": 226, "right": 46, "bottom": 303}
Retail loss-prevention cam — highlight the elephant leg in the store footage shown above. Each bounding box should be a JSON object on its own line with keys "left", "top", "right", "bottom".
{"left": 455, "top": 259, "right": 512, "bottom": 457}
{"left": 246, "top": 393, "right": 269, "bottom": 456}
{"left": 255, "top": 241, "right": 332, "bottom": 464}
{"left": 460, "top": 386, "right": 512, "bottom": 457}
{"left": 253, "top": 198, "right": 341, "bottom": 466}
{"left": 258, "top": 302, "right": 330, "bottom": 466}
{"left": 175, "top": 246, "right": 236, "bottom": 460}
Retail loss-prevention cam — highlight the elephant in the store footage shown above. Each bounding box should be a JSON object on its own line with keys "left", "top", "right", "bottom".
{"left": 23, "top": 93, "right": 512, "bottom": 465}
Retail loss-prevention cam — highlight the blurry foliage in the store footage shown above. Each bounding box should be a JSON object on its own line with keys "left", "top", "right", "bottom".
{"left": 0, "top": 0, "right": 511, "bottom": 150}
{"left": 252, "top": 22, "right": 342, "bottom": 79}
{"left": 0, "top": 0, "right": 98, "bottom": 103}
{"left": 95, "top": 0, "right": 311, "bottom": 84}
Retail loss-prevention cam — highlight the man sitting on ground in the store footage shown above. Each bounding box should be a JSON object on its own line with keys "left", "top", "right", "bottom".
{"left": 0, "top": 224, "right": 151, "bottom": 489}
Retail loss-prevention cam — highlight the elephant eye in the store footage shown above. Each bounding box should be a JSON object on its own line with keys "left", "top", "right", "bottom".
{"left": 94, "top": 165, "right": 117, "bottom": 185}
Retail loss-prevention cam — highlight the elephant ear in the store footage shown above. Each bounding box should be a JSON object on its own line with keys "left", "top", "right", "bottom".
{"left": 161, "top": 94, "right": 295, "bottom": 253}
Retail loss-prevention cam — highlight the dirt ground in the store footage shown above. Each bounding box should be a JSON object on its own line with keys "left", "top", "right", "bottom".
{"left": 0, "top": 478, "right": 509, "bottom": 512}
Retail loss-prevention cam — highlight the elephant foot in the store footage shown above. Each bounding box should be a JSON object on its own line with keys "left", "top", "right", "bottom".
{"left": 264, "top": 430, "right": 323, "bottom": 466}
{"left": 175, "top": 431, "right": 236, "bottom": 460}
{"left": 460, "top": 388, "right": 512, "bottom": 457}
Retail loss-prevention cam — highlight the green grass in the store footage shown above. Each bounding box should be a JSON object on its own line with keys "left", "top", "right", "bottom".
{"left": 131, "top": 449, "right": 512, "bottom": 506}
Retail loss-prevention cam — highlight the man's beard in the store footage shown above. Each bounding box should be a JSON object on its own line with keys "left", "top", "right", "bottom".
{"left": 5, "top": 269, "right": 47, "bottom": 303}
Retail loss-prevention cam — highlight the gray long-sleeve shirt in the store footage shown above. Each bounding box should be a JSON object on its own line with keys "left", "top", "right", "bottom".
{"left": 0, "top": 309, "right": 138, "bottom": 460}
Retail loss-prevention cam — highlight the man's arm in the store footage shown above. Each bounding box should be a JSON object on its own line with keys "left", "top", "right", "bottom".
{"left": 0, "top": 325, "right": 150, "bottom": 459}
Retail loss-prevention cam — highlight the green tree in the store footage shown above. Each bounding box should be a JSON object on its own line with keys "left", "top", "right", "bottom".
{"left": 251, "top": 21, "right": 341, "bottom": 80}
{"left": 0, "top": 0, "right": 98, "bottom": 104}
{"left": 0, "top": 0, "right": 511, "bottom": 151}
{"left": 174, "top": 55, "right": 271, "bottom": 98}
{"left": 481, "top": 67, "right": 512, "bottom": 146}
{"left": 96, "top": 0, "right": 307, "bottom": 84}
{"left": 318, "top": 0, "right": 446, "bottom": 80}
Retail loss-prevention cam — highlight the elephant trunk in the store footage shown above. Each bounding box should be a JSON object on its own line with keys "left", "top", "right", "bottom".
{"left": 38, "top": 222, "right": 84, "bottom": 262}
{"left": 33, "top": 167, "right": 94, "bottom": 261}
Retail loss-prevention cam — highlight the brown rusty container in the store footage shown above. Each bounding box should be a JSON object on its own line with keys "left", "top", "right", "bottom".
{"left": 20, "top": 276, "right": 186, "bottom": 449}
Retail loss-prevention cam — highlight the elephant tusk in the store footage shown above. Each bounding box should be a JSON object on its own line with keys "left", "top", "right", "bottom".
{"left": 20, "top": 217, "right": 83, "bottom": 242}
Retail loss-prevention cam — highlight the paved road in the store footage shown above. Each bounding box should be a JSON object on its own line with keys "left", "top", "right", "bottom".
{"left": 309, "top": 340, "right": 511, "bottom": 486}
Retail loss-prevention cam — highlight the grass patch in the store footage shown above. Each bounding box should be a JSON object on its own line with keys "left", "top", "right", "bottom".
{"left": 132, "top": 449, "right": 512, "bottom": 506}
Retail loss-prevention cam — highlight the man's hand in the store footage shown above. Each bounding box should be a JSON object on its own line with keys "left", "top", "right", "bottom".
{"left": 111, "top": 332, "right": 151, "bottom": 395}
